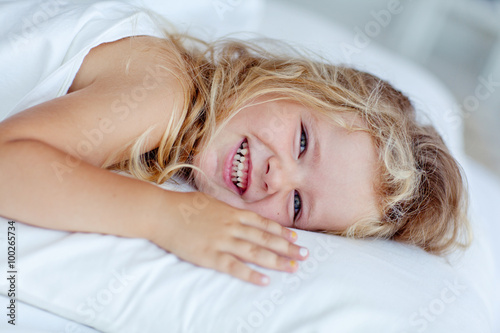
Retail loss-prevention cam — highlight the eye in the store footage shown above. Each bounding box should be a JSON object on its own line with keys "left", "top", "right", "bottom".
{"left": 299, "top": 124, "right": 308, "bottom": 155}
{"left": 293, "top": 124, "right": 307, "bottom": 223}
{"left": 293, "top": 190, "right": 302, "bottom": 221}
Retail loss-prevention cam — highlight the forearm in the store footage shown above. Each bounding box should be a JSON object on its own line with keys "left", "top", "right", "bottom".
{"left": 0, "top": 139, "right": 183, "bottom": 240}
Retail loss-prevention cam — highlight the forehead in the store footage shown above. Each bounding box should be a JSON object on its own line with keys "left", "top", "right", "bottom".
{"left": 301, "top": 109, "right": 380, "bottom": 231}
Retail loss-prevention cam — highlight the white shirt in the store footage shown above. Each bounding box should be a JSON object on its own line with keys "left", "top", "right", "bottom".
{"left": 0, "top": 0, "right": 164, "bottom": 121}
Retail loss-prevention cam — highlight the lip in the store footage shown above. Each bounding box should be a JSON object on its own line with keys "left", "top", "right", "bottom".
{"left": 223, "top": 138, "right": 252, "bottom": 196}
{"left": 246, "top": 145, "right": 252, "bottom": 196}
{"left": 224, "top": 138, "right": 245, "bottom": 195}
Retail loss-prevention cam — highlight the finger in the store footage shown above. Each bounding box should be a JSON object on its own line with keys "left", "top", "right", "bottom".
{"left": 229, "top": 239, "right": 300, "bottom": 273}
{"left": 239, "top": 211, "right": 298, "bottom": 242}
{"left": 234, "top": 224, "right": 308, "bottom": 261}
{"left": 215, "top": 253, "right": 270, "bottom": 286}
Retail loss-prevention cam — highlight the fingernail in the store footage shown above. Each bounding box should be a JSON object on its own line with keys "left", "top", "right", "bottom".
{"left": 261, "top": 276, "right": 270, "bottom": 285}
{"left": 291, "top": 231, "right": 297, "bottom": 240}
{"left": 289, "top": 260, "right": 297, "bottom": 269}
{"left": 299, "top": 247, "right": 309, "bottom": 258}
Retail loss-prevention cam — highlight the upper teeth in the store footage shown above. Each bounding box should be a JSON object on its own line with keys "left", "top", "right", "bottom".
{"left": 232, "top": 141, "right": 249, "bottom": 189}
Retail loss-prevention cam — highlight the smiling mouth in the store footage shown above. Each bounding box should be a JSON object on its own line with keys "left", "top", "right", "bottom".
{"left": 231, "top": 139, "right": 250, "bottom": 193}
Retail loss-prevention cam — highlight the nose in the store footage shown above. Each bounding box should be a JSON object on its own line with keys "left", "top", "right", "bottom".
{"left": 262, "top": 155, "right": 298, "bottom": 195}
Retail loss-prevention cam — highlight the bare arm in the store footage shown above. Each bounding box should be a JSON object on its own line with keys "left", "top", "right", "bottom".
{"left": 0, "top": 36, "right": 182, "bottom": 237}
{"left": 0, "top": 37, "right": 307, "bottom": 285}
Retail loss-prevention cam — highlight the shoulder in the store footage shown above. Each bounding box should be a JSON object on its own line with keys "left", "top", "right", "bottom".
{"left": 0, "top": 36, "right": 187, "bottom": 168}
{"left": 68, "top": 35, "right": 182, "bottom": 93}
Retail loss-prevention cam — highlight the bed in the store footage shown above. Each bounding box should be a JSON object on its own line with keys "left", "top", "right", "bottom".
{"left": 0, "top": 1, "right": 499, "bottom": 332}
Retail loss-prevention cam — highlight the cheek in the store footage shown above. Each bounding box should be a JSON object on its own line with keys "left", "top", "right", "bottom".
{"left": 244, "top": 202, "right": 291, "bottom": 227}
{"left": 256, "top": 115, "right": 290, "bottom": 142}
{"left": 192, "top": 151, "right": 216, "bottom": 191}
{"left": 195, "top": 147, "right": 217, "bottom": 174}
{"left": 256, "top": 127, "right": 275, "bottom": 146}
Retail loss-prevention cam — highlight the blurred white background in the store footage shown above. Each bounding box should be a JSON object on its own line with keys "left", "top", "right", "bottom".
{"left": 270, "top": 0, "right": 500, "bottom": 178}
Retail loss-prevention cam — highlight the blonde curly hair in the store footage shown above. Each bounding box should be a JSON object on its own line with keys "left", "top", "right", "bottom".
{"left": 104, "top": 32, "right": 471, "bottom": 255}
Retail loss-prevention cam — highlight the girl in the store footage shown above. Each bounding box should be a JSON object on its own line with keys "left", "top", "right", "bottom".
{"left": 0, "top": 32, "right": 470, "bottom": 286}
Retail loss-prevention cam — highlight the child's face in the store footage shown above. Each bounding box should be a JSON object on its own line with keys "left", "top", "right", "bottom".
{"left": 193, "top": 97, "right": 379, "bottom": 231}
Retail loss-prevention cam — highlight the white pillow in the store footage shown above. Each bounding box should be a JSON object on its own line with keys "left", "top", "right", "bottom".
{"left": 0, "top": 177, "right": 492, "bottom": 332}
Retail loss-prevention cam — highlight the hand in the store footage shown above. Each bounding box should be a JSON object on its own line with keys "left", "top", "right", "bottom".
{"left": 150, "top": 191, "right": 309, "bottom": 286}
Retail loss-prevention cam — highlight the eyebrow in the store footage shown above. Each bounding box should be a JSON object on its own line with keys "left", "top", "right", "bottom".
{"left": 300, "top": 114, "right": 320, "bottom": 229}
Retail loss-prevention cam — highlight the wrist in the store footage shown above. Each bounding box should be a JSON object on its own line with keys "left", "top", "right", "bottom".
{"left": 144, "top": 189, "right": 194, "bottom": 248}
